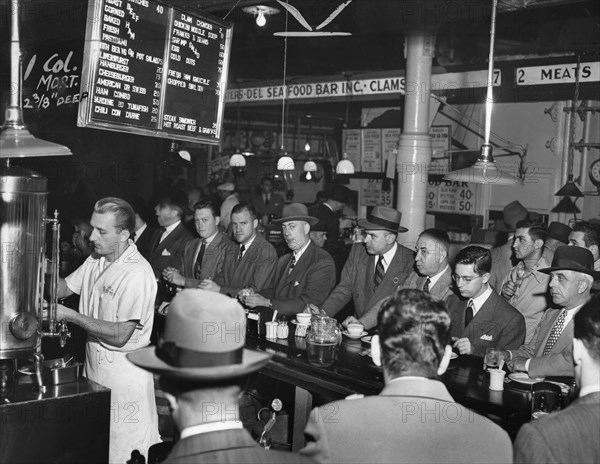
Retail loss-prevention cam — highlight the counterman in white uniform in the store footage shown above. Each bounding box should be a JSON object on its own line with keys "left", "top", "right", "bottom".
{"left": 56, "top": 197, "right": 160, "bottom": 463}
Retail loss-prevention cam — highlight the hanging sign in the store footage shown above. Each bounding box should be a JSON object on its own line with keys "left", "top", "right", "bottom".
{"left": 362, "top": 179, "right": 394, "bottom": 207}
{"left": 515, "top": 62, "right": 600, "bottom": 86}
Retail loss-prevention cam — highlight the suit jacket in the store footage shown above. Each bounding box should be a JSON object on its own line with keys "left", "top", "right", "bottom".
{"left": 489, "top": 241, "right": 516, "bottom": 292}
{"left": 509, "top": 306, "right": 580, "bottom": 377}
{"left": 401, "top": 266, "right": 456, "bottom": 303}
{"left": 300, "top": 377, "right": 513, "bottom": 464}
{"left": 180, "top": 232, "right": 236, "bottom": 288}
{"left": 134, "top": 224, "right": 157, "bottom": 261}
{"left": 252, "top": 192, "right": 284, "bottom": 220}
{"left": 514, "top": 391, "right": 600, "bottom": 464}
{"left": 148, "top": 223, "right": 195, "bottom": 278}
{"left": 262, "top": 241, "right": 336, "bottom": 316}
{"left": 164, "top": 428, "right": 315, "bottom": 464}
{"left": 308, "top": 203, "right": 340, "bottom": 241}
{"left": 322, "top": 243, "right": 413, "bottom": 329}
{"left": 447, "top": 290, "right": 526, "bottom": 357}
{"left": 214, "top": 235, "right": 278, "bottom": 297}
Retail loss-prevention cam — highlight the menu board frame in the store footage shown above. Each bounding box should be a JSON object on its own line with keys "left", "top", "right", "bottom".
{"left": 77, "top": 0, "right": 232, "bottom": 144}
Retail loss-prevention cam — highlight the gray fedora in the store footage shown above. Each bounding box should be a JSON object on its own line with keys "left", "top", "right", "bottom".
{"left": 357, "top": 206, "right": 408, "bottom": 233}
{"left": 272, "top": 203, "right": 318, "bottom": 226}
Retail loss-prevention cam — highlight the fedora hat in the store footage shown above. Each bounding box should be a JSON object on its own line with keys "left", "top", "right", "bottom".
{"left": 127, "top": 290, "right": 272, "bottom": 381}
{"left": 272, "top": 203, "right": 318, "bottom": 226}
{"left": 495, "top": 201, "right": 529, "bottom": 232}
{"left": 327, "top": 184, "right": 351, "bottom": 204}
{"left": 539, "top": 246, "right": 598, "bottom": 278}
{"left": 357, "top": 206, "right": 408, "bottom": 233}
{"left": 547, "top": 221, "right": 572, "bottom": 245}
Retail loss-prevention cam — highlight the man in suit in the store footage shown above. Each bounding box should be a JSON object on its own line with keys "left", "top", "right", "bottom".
{"left": 163, "top": 200, "right": 235, "bottom": 289}
{"left": 132, "top": 206, "right": 157, "bottom": 261}
{"left": 447, "top": 246, "right": 525, "bottom": 357}
{"left": 251, "top": 176, "right": 284, "bottom": 224}
{"left": 199, "top": 203, "right": 277, "bottom": 298}
{"left": 514, "top": 294, "right": 600, "bottom": 463}
{"left": 488, "top": 200, "right": 529, "bottom": 291}
{"left": 128, "top": 290, "right": 314, "bottom": 464}
{"left": 500, "top": 220, "right": 551, "bottom": 342}
{"left": 300, "top": 289, "right": 513, "bottom": 464}
{"left": 505, "top": 246, "right": 595, "bottom": 378}
{"left": 402, "top": 228, "right": 455, "bottom": 302}
{"left": 149, "top": 191, "right": 195, "bottom": 278}
{"left": 321, "top": 206, "right": 412, "bottom": 330}
{"left": 241, "top": 203, "right": 336, "bottom": 316}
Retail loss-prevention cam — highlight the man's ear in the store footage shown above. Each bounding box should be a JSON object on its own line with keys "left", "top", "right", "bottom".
{"left": 481, "top": 272, "right": 491, "bottom": 284}
{"left": 534, "top": 238, "right": 544, "bottom": 250}
{"left": 437, "top": 345, "right": 453, "bottom": 376}
{"left": 573, "top": 338, "right": 583, "bottom": 366}
{"left": 371, "top": 335, "right": 381, "bottom": 367}
{"left": 119, "top": 228, "right": 130, "bottom": 242}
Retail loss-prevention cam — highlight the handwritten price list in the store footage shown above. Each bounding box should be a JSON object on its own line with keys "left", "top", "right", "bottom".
{"left": 426, "top": 181, "right": 475, "bottom": 214}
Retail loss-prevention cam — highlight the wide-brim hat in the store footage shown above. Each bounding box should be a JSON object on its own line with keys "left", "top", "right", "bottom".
{"left": 272, "top": 203, "right": 318, "bottom": 226}
{"left": 127, "top": 290, "right": 272, "bottom": 381}
{"left": 328, "top": 184, "right": 351, "bottom": 204}
{"left": 548, "top": 221, "right": 572, "bottom": 245}
{"left": 357, "top": 206, "right": 408, "bottom": 233}
{"left": 158, "top": 191, "right": 192, "bottom": 216}
{"left": 539, "top": 245, "right": 598, "bottom": 278}
{"left": 495, "top": 200, "right": 529, "bottom": 232}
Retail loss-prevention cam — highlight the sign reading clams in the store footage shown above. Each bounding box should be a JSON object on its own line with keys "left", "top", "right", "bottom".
{"left": 77, "top": 0, "right": 232, "bottom": 144}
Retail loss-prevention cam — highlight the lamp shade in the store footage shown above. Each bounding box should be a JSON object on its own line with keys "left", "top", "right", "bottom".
{"left": 444, "top": 144, "right": 523, "bottom": 185}
{"left": 335, "top": 153, "right": 355, "bottom": 174}
{"left": 277, "top": 152, "right": 295, "bottom": 170}
{"left": 303, "top": 160, "right": 317, "bottom": 172}
{"left": 555, "top": 176, "right": 584, "bottom": 197}
{"left": 229, "top": 152, "right": 246, "bottom": 168}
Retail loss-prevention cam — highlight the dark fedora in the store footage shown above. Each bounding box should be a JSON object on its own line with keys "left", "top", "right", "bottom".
{"left": 357, "top": 206, "right": 408, "bottom": 233}
{"left": 327, "top": 184, "right": 351, "bottom": 204}
{"left": 495, "top": 201, "right": 529, "bottom": 232}
{"left": 539, "top": 246, "right": 598, "bottom": 278}
{"left": 127, "top": 290, "right": 272, "bottom": 381}
{"left": 547, "top": 221, "right": 572, "bottom": 245}
{"left": 272, "top": 203, "right": 318, "bottom": 226}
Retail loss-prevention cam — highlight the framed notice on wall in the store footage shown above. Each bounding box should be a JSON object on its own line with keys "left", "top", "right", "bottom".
{"left": 343, "top": 129, "right": 362, "bottom": 171}
{"left": 361, "top": 179, "right": 394, "bottom": 207}
{"left": 426, "top": 179, "right": 478, "bottom": 214}
{"left": 361, "top": 128, "right": 382, "bottom": 172}
{"left": 77, "top": 0, "right": 232, "bottom": 144}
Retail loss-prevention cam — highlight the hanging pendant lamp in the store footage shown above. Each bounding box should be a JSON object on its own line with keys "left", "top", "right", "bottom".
{"left": 443, "top": 0, "right": 521, "bottom": 185}
{"left": 276, "top": 6, "right": 295, "bottom": 172}
{"left": 336, "top": 74, "right": 355, "bottom": 174}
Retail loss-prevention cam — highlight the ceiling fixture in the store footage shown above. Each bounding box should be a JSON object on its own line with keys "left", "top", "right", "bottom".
{"left": 443, "top": 0, "right": 522, "bottom": 186}
{"left": 274, "top": 0, "right": 352, "bottom": 37}
{"left": 276, "top": 7, "right": 294, "bottom": 173}
{"left": 242, "top": 5, "right": 280, "bottom": 28}
{"left": 336, "top": 73, "right": 355, "bottom": 174}
{"left": 1, "top": 0, "right": 72, "bottom": 159}
{"left": 555, "top": 56, "right": 584, "bottom": 198}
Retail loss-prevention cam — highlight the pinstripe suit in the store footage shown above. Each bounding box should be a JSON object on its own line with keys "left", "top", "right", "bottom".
{"left": 179, "top": 233, "right": 236, "bottom": 288}
{"left": 514, "top": 391, "right": 600, "bottom": 463}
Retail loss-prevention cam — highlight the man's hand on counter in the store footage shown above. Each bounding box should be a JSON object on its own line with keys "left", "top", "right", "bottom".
{"left": 242, "top": 293, "right": 270, "bottom": 308}
{"left": 162, "top": 267, "right": 185, "bottom": 287}
{"left": 453, "top": 337, "right": 473, "bottom": 355}
{"left": 198, "top": 279, "right": 220, "bottom": 292}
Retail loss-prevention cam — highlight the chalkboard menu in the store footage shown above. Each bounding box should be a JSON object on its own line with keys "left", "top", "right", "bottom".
{"left": 77, "top": 0, "right": 232, "bottom": 144}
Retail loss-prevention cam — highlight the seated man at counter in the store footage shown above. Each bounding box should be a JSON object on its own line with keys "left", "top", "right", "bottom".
{"left": 569, "top": 220, "right": 600, "bottom": 272}
{"left": 504, "top": 246, "right": 595, "bottom": 378}
{"left": 55, "top": 197, "right": 160, "bottom": 463}
{"left": 148, "top": 191, "right": 195, "bottom": 278}
{"left": 241, "top": 203, "right": 336, "bottom": 316}
{"left": 199, "top": 203, "right": 278, "bottom": 297}
{"left": 163, "top": 200, "right": 235, "bottom": 289}
{"left": 500, "top": 220, "right": 550, "bottom": 343}
{"left": 513, "top": 294, "right": 600, "bottom": 464}
{"left": 128, "top": 290, "right": 314, "bottom": 464}
{"left": 300, "top": 289, "right": 512, "bottom": 464}
{"left": 447, "top": 246, "right": 526, "bottom": 357}
{"left": 321, "top": 206, "right": 412, "bottom": 330}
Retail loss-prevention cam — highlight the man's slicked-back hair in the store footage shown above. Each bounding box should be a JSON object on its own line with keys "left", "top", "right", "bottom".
{"left": 455, "top": 245, "right": 492, "bottom": 275}
{"left": 94, "top": 197, "right": 135, "bottom": 236}
{"left": 231, "top": 202, "right": 257, "bottom": 221}
{"left": 516, "top": 219, "right": 548, "bottom": 244}
{"left": 377, "top": 289, "right": 451, "bottom": 379}
{"left": 574, "top": 294, "right": 600, "bottom": 364}
{"left": 419, "top": 228, "right": 450, "bottom": 254}
{"left": 194, "top": 200, "right": 219, "bottom": 218}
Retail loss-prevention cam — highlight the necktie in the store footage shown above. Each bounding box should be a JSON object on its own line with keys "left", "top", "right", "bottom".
{"left": 423, "top": 277, "right": 431, "bottom": 293}
{"left": 465, "top": 299, "right": 474, "bottom": 327}
{"left": 155, "top": 228, "right": 166, "bottom": 248}
{"left": 374, "top": 255, "right": 385, "bottom": 288}
{"left": 193, "top": 240, "right": 206, "bottom": 280}
{"left": 237, "top": 244, "right": 245, "bottom": 264}
{"left": 288, "top": 255, "right": 296, "bottom": 274}
{"left": 543, "top": 310, "right": 567, "bottom": 355}
{"left": 264, "top": 194, "right": 270, "bottom": 207}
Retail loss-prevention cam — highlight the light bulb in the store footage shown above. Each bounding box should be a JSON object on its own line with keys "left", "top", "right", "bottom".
{"left": 306, "top": 171, "right": 312, "bottom": 181}
{"left": 304, "top": 141, "right": 311, "bottom": 152}
{"left": 256, "top": 9, "right": 266, "bottom": 27}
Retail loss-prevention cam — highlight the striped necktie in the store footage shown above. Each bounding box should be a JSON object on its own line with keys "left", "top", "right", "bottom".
{"left": 288, "top": 255, "right": 296, "bottom": 274}
{"left": 423, "top": 277, "right": 431, "bottom": 293}
{"left": 237, "top": 244, "right": 245, "bottom": 264}
{"left": 374, "top": 255, "right": 385, "bottom": 288}
{"left": 193, "top": 240, "right": 206, "bottom": 279}
{"left": 465, "top": 299, "right": 474, "bottom": 327}
{"left": 543, "top": 310, "right": 567, "bottom": 355}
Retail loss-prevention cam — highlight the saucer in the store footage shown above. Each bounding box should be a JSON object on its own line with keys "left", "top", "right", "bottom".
{"left": 450, "top": 352, "right": 458, "bottom": 360}
{"left": 360, "top": 335, "right": 372, "bottom": 344}
{"left": 343, "top": 330, "right": 368, "bottom": 340}
{"left": 291, "top": 319, "right": 310, "bottom": 326}
{"left": 508, "top": 373, "right": 545, "bottom": 385}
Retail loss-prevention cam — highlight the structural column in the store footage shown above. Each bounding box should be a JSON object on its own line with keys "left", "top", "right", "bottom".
{"left": 396, "top": 31, "right": 435, "bottom": 247}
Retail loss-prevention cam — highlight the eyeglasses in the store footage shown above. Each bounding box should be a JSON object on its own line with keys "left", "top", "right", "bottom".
{"left": 452, "top": 274, "right": 483, "bottom": 283}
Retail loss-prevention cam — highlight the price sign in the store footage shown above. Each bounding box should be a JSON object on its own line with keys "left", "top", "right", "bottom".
{"left": 362, "top": 179, "right": 394, "bottom": 207}
{"left": 426, "top": 180, "right": 475, "bottom": 214}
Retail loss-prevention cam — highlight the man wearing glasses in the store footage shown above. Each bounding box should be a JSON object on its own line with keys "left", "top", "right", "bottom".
{"left": 447, "top": 246, "right": 526, "bottom": 357}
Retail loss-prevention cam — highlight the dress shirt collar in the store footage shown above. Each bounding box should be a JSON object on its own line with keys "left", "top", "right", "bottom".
{"left": 179, "top": 420, "right": 243, "bottom": 440}
{"left": 160, "top": 220, "right": 181, "bottom": 242}
{"left": 521, "top": 254, "right": 552, "bottom": 284}
{"left": 204, "top": 231, "right": 218, "bottom": 245}
{"left": 134, "top": 222, "right": 147, "bottom": 243}
{"left": 293, "top": 238, "right": 311, "bottom": 261}
{"left": 471, "top": 284, "right": 493, "bottom": 315}
{"left": 241, "top": 233, "right": 256, "bottom": 252}
{"left": 377, "top": 242, "right": 398, "bottom": 273}
{"left": 323, "top": 202, "right": 334, "bottom": 212}
{"left": 428, "top": 264, "right": 449, "bottom": 288}
{"left": 579, "top": 385, "right": 600, "bottom": 398}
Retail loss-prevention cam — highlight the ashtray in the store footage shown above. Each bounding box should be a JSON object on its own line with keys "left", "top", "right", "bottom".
{"left": 42, "top": 358, "right": 83, "bottom": 385}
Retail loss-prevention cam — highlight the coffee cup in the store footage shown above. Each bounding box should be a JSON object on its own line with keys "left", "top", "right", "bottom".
{"left": 265, "top": 321, "right": 277, "bottom": 339}
{"left": 347, "top": 323, "right": 364, "bottom": 336}
{"left": 489, "top": 368, "right": 506, "bottom": 391}
{"left": 296, "top": 313, "right": 311, "bottom": 325}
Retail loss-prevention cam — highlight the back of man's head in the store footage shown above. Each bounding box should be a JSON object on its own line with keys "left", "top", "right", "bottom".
{"left": 377, "top": 289, "right": 451, "bottom": 379}
{"left": 574, "top": 294, "right": 600, "bottom": 365}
